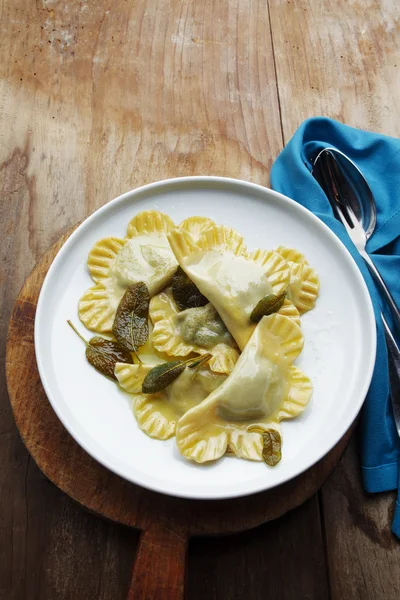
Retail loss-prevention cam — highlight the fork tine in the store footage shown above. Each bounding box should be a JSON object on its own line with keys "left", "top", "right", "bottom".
{"left": 335, "top": 203, "right": 353, "bottom": 234}
{"left": 345, "top": 202, "right": 361, "bottom": 229}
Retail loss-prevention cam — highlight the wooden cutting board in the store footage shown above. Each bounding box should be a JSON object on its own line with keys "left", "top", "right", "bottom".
{"left": 6, "top": 226, "right": 351, "bottom": 600}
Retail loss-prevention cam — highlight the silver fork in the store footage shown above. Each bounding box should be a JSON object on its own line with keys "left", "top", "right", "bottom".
{"left": 312, "top": 149, "right": 400, "bottom": 437}
{"left": 336, "top": 199, "right": 400, "bottom": 332}
{"left": 337, "top": 202, "right": 400, "bottom": 431}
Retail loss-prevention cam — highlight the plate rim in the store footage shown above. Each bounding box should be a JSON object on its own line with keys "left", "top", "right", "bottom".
{"left": 34, "top": 175, "right": 377, "bottom": 499}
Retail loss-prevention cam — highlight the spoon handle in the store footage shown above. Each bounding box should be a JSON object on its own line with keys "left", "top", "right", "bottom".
{"left": 360, "top": 249, "right": 400, "bottom": 334}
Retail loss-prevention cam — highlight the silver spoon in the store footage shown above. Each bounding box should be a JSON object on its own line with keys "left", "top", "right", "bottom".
{"left": 312, "top": 147, "right": 400, "bottom": 333}
{"left": 312, "top": 148, "right": 400, "bottom": 438}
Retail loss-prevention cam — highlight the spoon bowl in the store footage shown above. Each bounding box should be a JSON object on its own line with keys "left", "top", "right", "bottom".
{"left": 312, "top": 148, "right": 376, "bottom": 240}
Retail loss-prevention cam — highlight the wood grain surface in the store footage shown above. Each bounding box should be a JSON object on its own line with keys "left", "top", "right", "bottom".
{"left": 1, "top": 0, "right": 399, "bottom": 599}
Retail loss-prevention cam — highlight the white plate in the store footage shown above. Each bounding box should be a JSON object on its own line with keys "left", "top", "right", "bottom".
{"left": 35, "top": 177, "right": 376, "bottom": 499}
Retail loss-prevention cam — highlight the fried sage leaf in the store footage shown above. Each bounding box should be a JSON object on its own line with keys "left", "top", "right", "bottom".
{"left": 142, "top": 353, "right": 212, "bottom": 394}
{"left": 172, "top": 266, "right": 208, "bottom": 310}
{"left": 112, "top": 282, "right": 150, "bottom": 359}
{"left": 262, "top": 429, "right": 282, "bottom": 466}
{"left": 250, "top": 291, "right": 286, "bottom": 323}
{"left": 248, "top": 427, "right": 282, "bottom": 466}
{"left": 142, "top": 360, "right": 185, "bottom": 394}
{"left": 67, "top": 320, "right": 133, "bottom": 380}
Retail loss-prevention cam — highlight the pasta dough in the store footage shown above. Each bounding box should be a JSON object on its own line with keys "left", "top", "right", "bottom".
{"left": 175, "top": 314, "right": 312, "bottom": 463}
{"left": 168, "top": 224, "right": 291, "bottom": 349}
{"left": 275, "top": 246, "right": 319, "bottom": 313}
{"left": 79, "top": 210, "right": 177, "bottom": 332}
{"left": 149, "top": 289, "right": 239, "bottom": 374}
{"left": 115, "top": 362, "right": 226, "bottom": 439}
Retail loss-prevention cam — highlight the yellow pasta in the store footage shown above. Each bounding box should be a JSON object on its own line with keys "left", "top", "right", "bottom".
{"left": 149, "top": 289, "right": 239, "bottom": 374}
{"left": 175, "top": 314, "right": 311, "bottom": 463}
{"left": 168, "top": 224, "right": 291, "bottom": 350}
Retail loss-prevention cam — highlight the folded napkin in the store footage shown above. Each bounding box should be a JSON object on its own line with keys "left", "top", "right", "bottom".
{"left": 270, "top": 117, "right": 400, "bottom": 537}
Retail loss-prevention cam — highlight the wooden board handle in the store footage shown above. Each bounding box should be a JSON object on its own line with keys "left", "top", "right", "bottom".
{"left": 127, "top": 523, "right": 188, "bottom": 600}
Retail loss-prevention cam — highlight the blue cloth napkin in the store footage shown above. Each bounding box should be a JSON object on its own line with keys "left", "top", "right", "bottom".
{"left": 270, "top": 117, "right": 400, "bottom": 537}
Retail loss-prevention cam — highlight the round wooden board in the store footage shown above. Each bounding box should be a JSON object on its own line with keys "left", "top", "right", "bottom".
{"left": 6, "top": 227, "right": 352, "bottom": 600}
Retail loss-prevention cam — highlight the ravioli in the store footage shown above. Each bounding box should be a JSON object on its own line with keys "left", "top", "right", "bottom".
{"left": 286, "top": 262, "right": 320, "bottom": 313}
{"left": 175, "top": 314, "right": 312, "bottom": 463}
{"left": 275, "top": 245, "right": 309, "bottom": 265}
{"left": 115, "top": 363, "right": 226, "bottom": 439}
{"left": 79, "top": 210, "right": 178, "bottom": 333}
{"left": 277, "top": 298, "right": 301, "bottom": 326}
{"left": 178, "top": 216, "right": 215, "bottom": 238}
{"left": 115, "top": 362, "right": 154, "bottom": 394}
{"left": 75, "top": 213, "right": 318, "bottom": 465}
{"left": 275, "top": 246, "right": 319, "bottom": 313}
{"left": 149, "top": 289, "right": 239, "bottom": 374}
{"left": 168, "top": 224, "right": 291, "bottom": 350}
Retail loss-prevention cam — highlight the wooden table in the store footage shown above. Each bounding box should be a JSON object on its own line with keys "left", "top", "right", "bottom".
{"left": 1, "top": 1, "right": 399, "bottom": 598}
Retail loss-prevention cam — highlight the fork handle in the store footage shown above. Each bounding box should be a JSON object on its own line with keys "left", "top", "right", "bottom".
{"left": 360, "top": 250, "right": 400, "bottom": 334}
{"left": 381, "top": 313, "right": 400, "bottom": 437}
{"left": 381, "top": 314, "right": 400, "bottom": 374}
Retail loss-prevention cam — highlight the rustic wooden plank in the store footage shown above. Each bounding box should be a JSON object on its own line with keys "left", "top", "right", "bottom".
{"left": 0, "top": 434, "right": 30, "bottom": 600}
{"left": 268, "top": 1, "right": 400, "bottom": 598}
{"left": 37, "top": 478, "right": 137, "bottom": 600}
{"left": 188, "top": 495, "right": 329, "bottom": 600}
{"left": 322, "top": 438, "right": 400, "bottom": 600}
{"left": 0, "top": 433, "right": 139, "bottom": 600}
{"left": 268, "top": 0, "right": 400, "bottom": 137}
{"left": 0, "top": 0, "right": 283, "bottom": 221}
